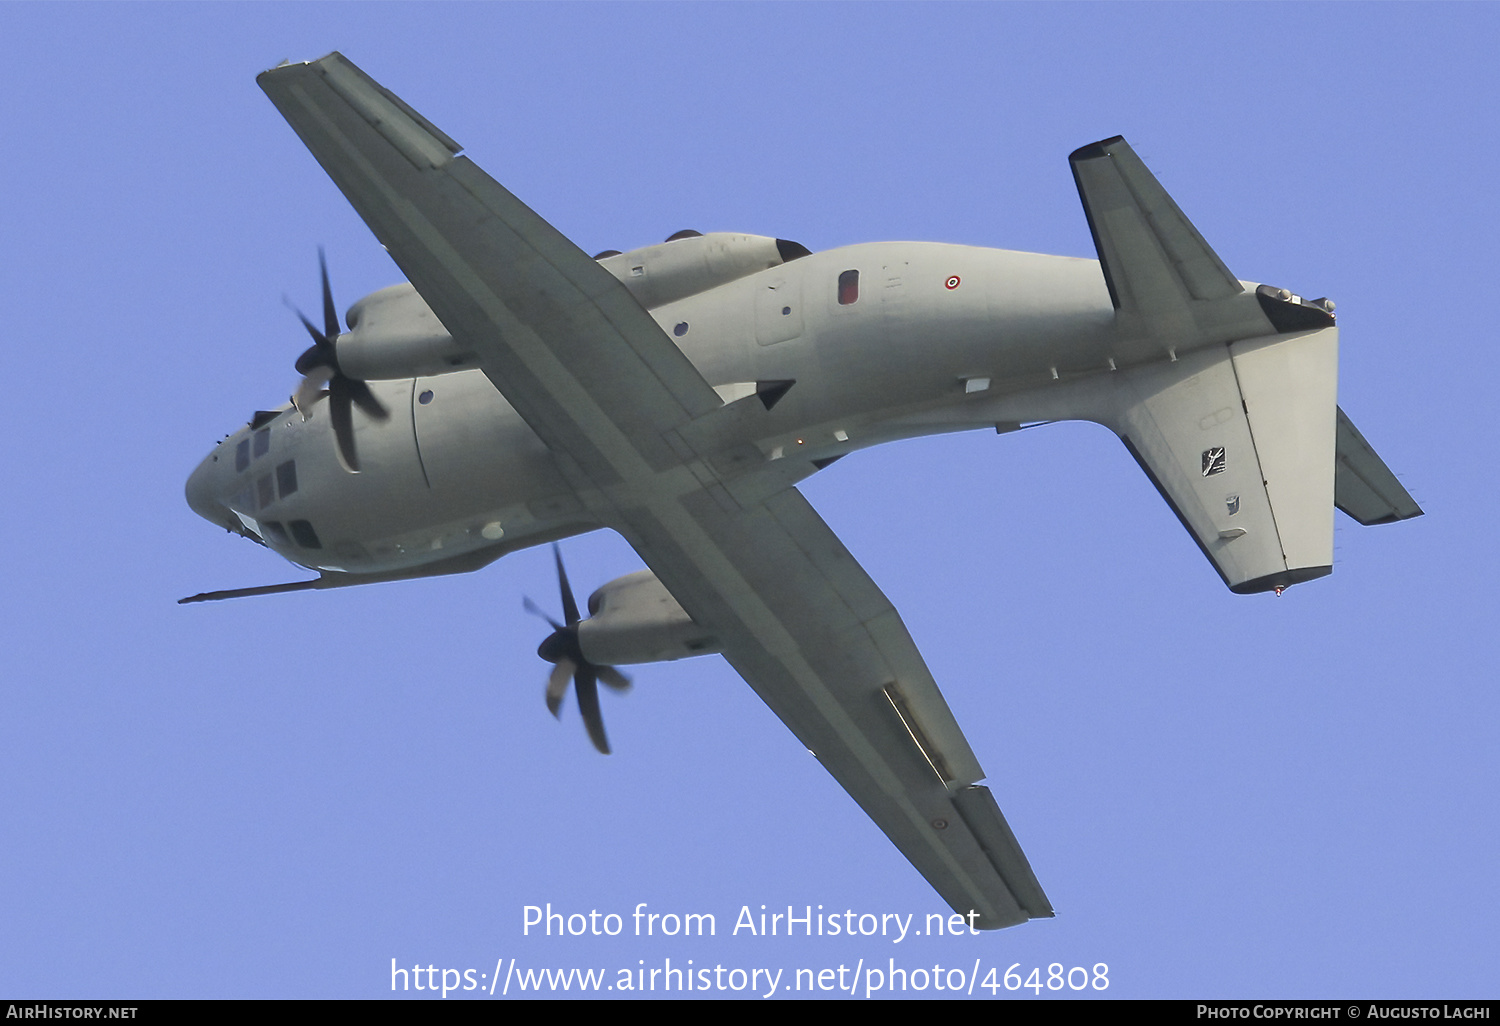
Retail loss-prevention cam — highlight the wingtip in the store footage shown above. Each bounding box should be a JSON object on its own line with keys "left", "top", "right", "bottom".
{"left": 1068, "top": 135, "right": 1126, "bottom": 163}
{"left": 257, "top": 52, "right": 354, "bottom": 92}
{"left": 257, "top": 57, "right": 311, "bottom": 83}
{"left": 261, "top": 51, "right": 343, "bottom": 72}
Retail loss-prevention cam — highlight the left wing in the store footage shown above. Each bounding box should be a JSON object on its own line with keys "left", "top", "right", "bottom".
{"left": 259, "top": 53, "right": 1052, "bottom": 928}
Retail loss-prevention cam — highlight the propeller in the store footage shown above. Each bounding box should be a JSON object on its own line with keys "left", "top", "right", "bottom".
{"left": 288, "top": 249, "right": 389, "bottom": 471}
{"left": 525, "top": 545, "right": 631, "bottom": 754}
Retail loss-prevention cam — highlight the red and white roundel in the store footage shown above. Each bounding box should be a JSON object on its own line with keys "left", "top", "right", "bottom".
{"left": 945, "top": 275, "right": 961, "bottom": 289}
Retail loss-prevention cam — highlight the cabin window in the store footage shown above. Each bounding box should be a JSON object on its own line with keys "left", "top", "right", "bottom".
{"left": 235, "top": 439, "right": 250, "bottom": 472}
{"left": 276, "top": 460, "right": 298, "bottom": 499}
{"left": 838, "top": 269, "right": 860, "bottom": 306}
{"left": 674, "top": 322, "right": 688, "bottom": 337}
{"left": 289, "top": 520, "right": 323, "bottom": 549}
{"left": 253, "top": 427, "right": 271, "bottom": 458}
{"left": 418, "top": 389, "right": 434, "bottom": 405}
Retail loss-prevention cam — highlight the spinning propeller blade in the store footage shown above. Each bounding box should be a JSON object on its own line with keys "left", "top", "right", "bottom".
{"left": 286, "top": 249, "right": 388, "bottom": 472}
{"left": 525, "top": 545, "right": 632, "bottom": 754}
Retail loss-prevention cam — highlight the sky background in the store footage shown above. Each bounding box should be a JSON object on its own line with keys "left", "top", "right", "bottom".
{"left": 3, "top": 2, "right": 1494, "bottom": 1001}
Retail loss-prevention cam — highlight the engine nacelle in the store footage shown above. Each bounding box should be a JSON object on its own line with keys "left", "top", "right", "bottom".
{"left": 577, "top": 570, "right": 720, "bottom": 666}
{"left": 596, "top": 232, "right": 809, "bottom": 309}
{"left": 331, "top": 232, "right": 813, "bottom": 378}
{"left": 336, "top": 283, "right": 477, "bottom": 380}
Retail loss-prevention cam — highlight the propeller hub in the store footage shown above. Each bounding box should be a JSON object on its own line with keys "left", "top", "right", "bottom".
{"left": 294, "top": 341, "right": 336, "bottom": 376}
{"left": 537, "top": 628, "right": 581, "bottom": 665}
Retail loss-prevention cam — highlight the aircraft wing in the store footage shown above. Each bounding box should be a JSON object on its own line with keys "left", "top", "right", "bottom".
{"left": 258, "top": 53, "right": 1052, "bottom": 928}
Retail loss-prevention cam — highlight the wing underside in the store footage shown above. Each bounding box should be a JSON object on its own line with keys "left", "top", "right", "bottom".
{"left": 259, "top": 52, "right": 1051, "bottom": 927}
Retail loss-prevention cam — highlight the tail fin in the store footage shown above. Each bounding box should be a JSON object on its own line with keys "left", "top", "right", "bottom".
{"left": 1106, "top": 327, "right": 1339, "bottom": 593}
{"left": 1065, "top": 136, "right": 1399, "bottom": 593}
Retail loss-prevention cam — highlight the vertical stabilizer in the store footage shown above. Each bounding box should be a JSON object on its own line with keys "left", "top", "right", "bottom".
{"left": 1104, "top": 328, "right": 1337, "bottom": 593}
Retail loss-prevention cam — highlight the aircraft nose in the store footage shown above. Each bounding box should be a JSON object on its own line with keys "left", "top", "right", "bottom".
{"left": 185, "top": 451, "right": 228, "bottom": 526}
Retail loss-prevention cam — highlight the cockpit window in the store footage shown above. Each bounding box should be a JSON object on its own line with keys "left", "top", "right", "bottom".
{"left": 838, "top": 269, "right": 860, "bottom": 306}
{"left": 288, "top": 520, "right": 322, "bottom": 549}
{"left": 253, "top": 427, "right": 270, "bottom": 458}
{"left": 261, "top": 521, "right": 290, "bottom": 546}
{"left": 236, "top": 439, "right": 250, "bottom": 473}
{"left": 256, "top": 474, "right": 275, "bottom": 510}
{"left": 276, "top": 460, "right": 297, "bottom": 499}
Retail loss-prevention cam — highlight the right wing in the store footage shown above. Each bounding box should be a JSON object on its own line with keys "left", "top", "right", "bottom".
{"left": 259, "top": 53, "right": 1051, "bottom": 928}
{"left": 631, "top": 481, "right": 1054, "bottom": 928}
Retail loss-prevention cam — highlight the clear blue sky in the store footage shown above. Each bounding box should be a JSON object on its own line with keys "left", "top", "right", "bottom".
{"left": 3, "top": 2, "right": 1492, "bottom": 1000}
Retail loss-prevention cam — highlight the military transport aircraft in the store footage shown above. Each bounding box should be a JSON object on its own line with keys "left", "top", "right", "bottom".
{"left": 182, "top": 53, "right": 1422, "bottom": 930}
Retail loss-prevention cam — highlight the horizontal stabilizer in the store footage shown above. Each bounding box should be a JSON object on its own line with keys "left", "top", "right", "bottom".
{"left": 1070, "top": 137, "right": 1273, "bottom": 353}
{"left": 1334, "top": 406, "right": 1424, "bottom": 525}
{"left": 1070, "top": 136, "right": 1241, "bottom": 309}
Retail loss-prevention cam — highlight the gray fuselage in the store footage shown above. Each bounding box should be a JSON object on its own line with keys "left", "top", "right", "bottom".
{"left": 187, "top": 240, "right": 1117, "bottom": 577}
